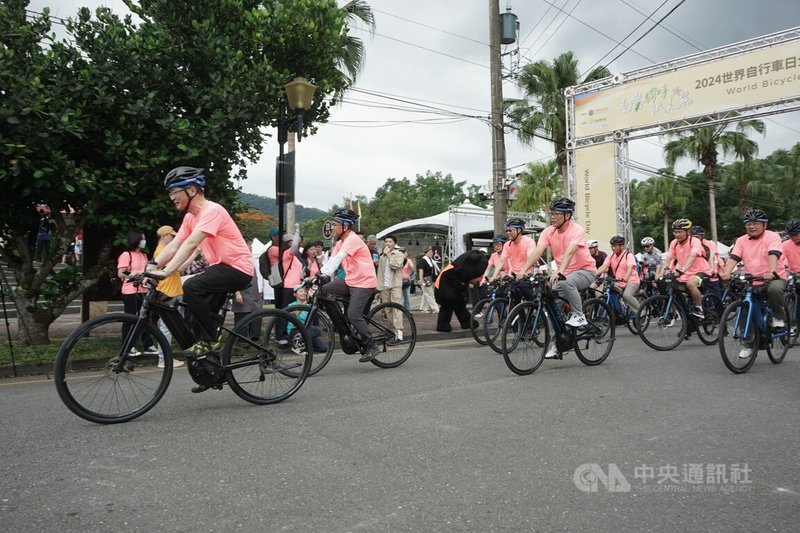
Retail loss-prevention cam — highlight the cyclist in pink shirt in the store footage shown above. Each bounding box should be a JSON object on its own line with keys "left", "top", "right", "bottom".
{"left": 488, "top": 217, "right": 536, "bottom": 282}
{"left": 594, "top": 235, "right": 641, "bottom": 312}
{"left": 318, "top": 208, "right": 381, "bottom": 362}
{"left": 518, "top": 197, "right": 597, "bottom": 345}
{"left": 481, "top": 235, "right": 508, "bottom": 280}
{"left": 781, "top": 219, "right": 800, "bottom": 273}
{"left": 721, "top": 209, "right": 787, "bottom": 330}
{"left": 658, "top": 218, "right": 711, "bottom": 319}
{"left": 154, "top": 167, "right": 253, "bottom": 368}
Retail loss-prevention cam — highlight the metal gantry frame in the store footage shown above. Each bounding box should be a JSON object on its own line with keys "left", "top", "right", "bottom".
{"left": 565, "top": 26, "right": 800, "bottom": 242}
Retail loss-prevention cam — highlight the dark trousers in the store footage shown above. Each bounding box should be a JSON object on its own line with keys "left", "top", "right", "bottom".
{"left": 322, "top": 279, "right": 376, "bottom": 340}
{"left": 183, "top": 264, "right": 252, "bottom": 342}
{"left": 122, "top": 293, "right": 153, "bottom": 348}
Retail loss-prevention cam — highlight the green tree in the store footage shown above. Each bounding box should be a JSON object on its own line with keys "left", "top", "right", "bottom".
{"left": 664, "top": 119, "right": 765, "bottom": 245}
{"left": 510, "top": 159, "right": 561, "bottom": 215}
{"left": 635, "top": 174, "right": 691, "bottom": 250}
{"left": 0, "top": 0, "right": 352, "bottom": 343}
{"left": 338, "top": 0, "right": 375, "bottom": 84}
{"left": 505, "top": 52, "right": 610, "bottom": 187}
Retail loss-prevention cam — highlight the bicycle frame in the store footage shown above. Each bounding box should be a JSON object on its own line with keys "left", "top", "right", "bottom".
{"left": 731, "top": 277, "right": 787, "bottom": 344}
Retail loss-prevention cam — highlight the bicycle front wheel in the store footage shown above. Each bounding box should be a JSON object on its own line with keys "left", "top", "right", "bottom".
{"left": 719, "top": 301, "right": 759, "bottom": 374}
{"left": 635, "top": 295, "right": 688, "bottom": 351}
{"left": 575, "top": 299, "right": 615, "bottom": 365}
{"left": 696, "top": 293, "right": 723, "bottom": 345}
{"left": 484, "top": 297, "right": 510, "bottom": 354}
{"left": 54, "top": 313, "right": 172, "bottom": 424}
{"left": 366, "top": 302, "right": 417, "bottom": 368}
{"left": 785, "top": 291, "right": 799, "bottom": 347}
{"left": 470, "top": 298, "right": 492, "bottom": 345}
{"left": 280, "top": 305, "right": 335, "bottom": 377}
{"left": 223, "top": 309, "right": 312, "bottom": 405}
{"left": 501, "top": 301, "right": 548, "bottom": 375}
{"left": 766, "top": 301, "right": 791, "bottom": 364}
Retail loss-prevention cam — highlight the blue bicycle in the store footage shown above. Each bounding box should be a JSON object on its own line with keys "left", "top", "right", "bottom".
{"left": 470, "top": 278, "right": 509, "bottom": 346}
{"left": 718, "top": 274, "right": 791, "bottom": 373}
{"left": 592, "top": 274, "right": 641, "bottom": 335}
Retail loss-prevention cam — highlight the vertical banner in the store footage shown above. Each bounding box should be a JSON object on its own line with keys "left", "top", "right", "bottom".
{"left": 574, "top": 143, "right": 617, "bottom": 244}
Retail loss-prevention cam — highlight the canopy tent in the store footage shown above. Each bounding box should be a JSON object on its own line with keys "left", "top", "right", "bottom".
{"left": 377, "top": 201, "right": 545, "bottom": 260}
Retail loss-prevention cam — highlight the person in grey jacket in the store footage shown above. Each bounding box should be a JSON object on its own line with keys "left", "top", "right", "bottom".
{"left": 377, "top": 234, "right": 406, "bottom": 340}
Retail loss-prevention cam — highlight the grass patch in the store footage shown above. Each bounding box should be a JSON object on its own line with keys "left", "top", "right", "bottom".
{"left": 0, "top": 339, "right": 65, "bottom": 365}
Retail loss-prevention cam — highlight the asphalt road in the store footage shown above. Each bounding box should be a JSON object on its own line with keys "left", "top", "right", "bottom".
{"left": 1, "top": 332, "right": 799, "bottom": 532}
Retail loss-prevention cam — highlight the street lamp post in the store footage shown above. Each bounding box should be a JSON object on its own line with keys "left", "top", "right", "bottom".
{"left": 276, "top": 77, "right": 316, "bottom": 277}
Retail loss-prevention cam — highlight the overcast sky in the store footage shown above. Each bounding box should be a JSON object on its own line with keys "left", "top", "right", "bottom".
{"left": 27, "top": 0, "right": 800, "bottom": 210}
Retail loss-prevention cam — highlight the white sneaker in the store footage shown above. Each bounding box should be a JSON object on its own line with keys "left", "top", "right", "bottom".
{"left": 142, "top": 345, "right": 159, "bottom": 355}
{"left": 772, "top": 318, "right": 785, "bottom": 329}
{"left": 474, "top": 312, "right": 484, "bottom": 319}
{"left": 158, "top": 359, "right": 185, "bottom": 369}
{"left": 738, "top": 348, "right": 753, "bottom": 359}
{"left": 544, "top": 344, "right": 559, "bottom": 359}
{"left": 396, "top": 330, "right": 403, "bottom": 341}
{"left": 127, "top": 348, "right": 142, "bottom": 357}
{"left": 565, "top": 314, "right": 588, "bottom": 328}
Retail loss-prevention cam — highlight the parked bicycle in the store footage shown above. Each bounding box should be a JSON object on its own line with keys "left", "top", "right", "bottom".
{"left": 266, "top": 274, "right": 417, "bottom": 376}
{"left": 719, "top": 274, "right": 791, "bottom": 373}
{"left": 54, "top": 271, "right": 313, "bottom": 424}
{"left": 499, "top": 273, "right": 615, "bottom": 375}
{"left": 635, "top": 271, "right": 723, "bottom": 351}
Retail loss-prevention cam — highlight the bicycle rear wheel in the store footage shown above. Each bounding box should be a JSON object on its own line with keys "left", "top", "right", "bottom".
{"left": 54, "top": 313, "right": 172, "bottom": 424}
{"left": 696, "top": 293, "right": 723, "bottom": 345}
{"left": 635, "top": 295, "right": 688, "bottom": 351}
{"left": 501, "top": 301, "right": 548, "bottom": 375}
{"left": 718, "top": 301, "right": 758, "bottom": 374}
{"left": 278, "top": 305, "right": 335, "bottom": 377}
{"left": 470, "top": 298, "right": 492, "bottom": 345}
{"left": 575, "top": 299, "right": 615, "bottom": 365}
{"left": 484, "top": 297, "right": 509, "bottom": 354}
{"left": 366, "top": 302, "right": 416, "bottom": 368}
{"left": 766, "top": 301, "right": 791, "bottom": 364}
{"left": 785, "top": 291, "right": 799, "bottom": 346}
{"left": 223, "top": 309, "right": 312, "bottom": 405}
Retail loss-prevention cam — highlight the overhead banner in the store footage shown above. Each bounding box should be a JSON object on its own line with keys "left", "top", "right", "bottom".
{"left": 574, "top": 143, "right": 617, "bottom": 244}
{"left": 574, "top": 38, "right": 800, "bottom": 138}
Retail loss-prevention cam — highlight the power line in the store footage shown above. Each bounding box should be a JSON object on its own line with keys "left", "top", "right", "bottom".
{"left": 372, "top": 8, "right": 487, "bottom": 47}
{"left": 602, "top": 0, "right": 686, "bottom": 70}
{"left": 517, "top": 0, "right": 561, "bottom": 50}
{"left": 527, "top": 0, "right": 586, "bottom": 62}
{"left": 518, "top": 0, "right": 570, "bottom": 60}
{"left": 618, "top": 0, "right": 704, "bottom": 51}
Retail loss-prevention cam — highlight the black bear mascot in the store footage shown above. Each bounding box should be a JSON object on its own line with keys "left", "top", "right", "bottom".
{"left": 434, "top": 249, "right": 489, "bottom": 332}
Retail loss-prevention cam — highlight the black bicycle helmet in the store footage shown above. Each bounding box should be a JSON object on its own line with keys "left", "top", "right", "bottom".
{"left": 672, "top": 218, "right": 692, "bottom": 230}
{"left": 550, "top": 197, "right": 575, "bottom": 213}
{"left": 331, "top": 208, "right": 359, "bottom": 226}
{"left": 609, "top": 235, "right": 625, "bottom": 245}
{"left": 505, "top": 217, "right": 526, "bottom": 230}
{"left": 689, "top": 226, "right": 705, "bottom": 236}
{"left": 164, "top": 166, "right": 206, "bottom": 190}
{"left": 785, "top": 219, "right": 800, "bottom": 235}
{"left": 742, "top": 208, "right": 768, "bottom": 223}
{"left": 492, "top": 234, "right": 507, "bottom": 244}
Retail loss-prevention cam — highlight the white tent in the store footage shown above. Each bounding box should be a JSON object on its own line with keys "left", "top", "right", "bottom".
{"left": 377, "top": 201, "right": 544, "bottom": 260}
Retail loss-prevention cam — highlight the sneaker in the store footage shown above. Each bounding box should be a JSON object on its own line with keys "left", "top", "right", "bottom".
{"left": 360, "top": 340, "right": 382, "bottom": 362}
{"left": 396, "top": 329, "right": 403, "bottom": 342}
{"left": 474, "top": 312, "right": 484, "bottom": 319}
{"left": 158, "top": 359, "right": 185, "bottom": 369}
{"left": 544, "top": 344, "right": 559, "bottom": 359}
{"left": 738, "top": 348, "right": 753, "bottom": 359}
{"left": 691, "top": 306, "right": 704, "bottom": 319}
{"left": 191, "top": 384, "right": 210, "bottom": 393}
{"left": 180, "top": 340, "right": 211, "bottom": 357}
{"left": 142, "top": 345, "right": 159, "bottom": 355}
{"left": 771, "top": 318, "right": 785, "bottom": 329}
{"left": 276, "top": 338, "right": 290, "bottom": 347}
{"left": 565, "top": 314, "right": 588, "bottom": 328}
{"left": 127, "top": 348, "right": 142, "bottom": 357}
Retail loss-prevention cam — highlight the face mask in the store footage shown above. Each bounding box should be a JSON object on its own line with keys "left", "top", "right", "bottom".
{"left": 139, "top": 239, "right": 147, "bottom": 249}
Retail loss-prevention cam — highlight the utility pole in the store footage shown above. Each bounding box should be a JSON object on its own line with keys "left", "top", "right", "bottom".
{"left": 489, "top": 0, "right": 508, "bottom": 235}
{"left": 286, "top": 132, "right": 296, "bottom": 232}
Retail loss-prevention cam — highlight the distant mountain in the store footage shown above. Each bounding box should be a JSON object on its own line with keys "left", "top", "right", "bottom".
{"left": 238, "top": 192, "right": 327, "bottom": 222}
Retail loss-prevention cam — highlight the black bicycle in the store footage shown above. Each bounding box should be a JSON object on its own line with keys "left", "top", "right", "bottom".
{"left": 500, "top": 273, "right": 615, "bottom": 375}
{"left": 54, "top": 271, "right": 313, "bottom": 424}
{"left": 635, "top": 271, "right": 723, "bottom": 351}
{"left": 266, "top": 275, "right": 417, "bottom": 376}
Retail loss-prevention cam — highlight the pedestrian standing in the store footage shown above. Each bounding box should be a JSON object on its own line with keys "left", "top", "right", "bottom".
{"left": 418, "top": 246, "right": 440, "bottom": 313}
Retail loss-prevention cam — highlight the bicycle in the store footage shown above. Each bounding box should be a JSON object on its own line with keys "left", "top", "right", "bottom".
{"left": 719, "top": 274, "right": 791, "bottom": 373}
{"left": 266, "top": 275, "right": 417, "bottom": 376}
{"left": 481, "top": 276, "right": 536, "bottom": 354}
{"left": 592, "top": 274, "right": 641, "bottom": 336}
{"left": 54, "top": 271, "right": 313, "bottom": 424}
{"left": 784, "top": 271, "right": 800, "bottom": 346}
{"left": 470, "top": 278, "right": 509, "bottom": 346}
{"left": 499, "top": 273, "right": 615, "bottom": 375}
{"left": 635, "top": 271, "right": 723, "bottom": 351}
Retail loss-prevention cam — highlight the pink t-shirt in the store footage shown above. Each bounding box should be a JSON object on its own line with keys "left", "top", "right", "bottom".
{"left": 667, "top": 235, "right": 711, "bottom": 282}
{"left": 602, "top": 250, "right": 640, "bottom": 288}
{"left": 331, "top": 232, "right": 378, "bottom": 289}
{"left": 501, "top": 235, "right": 536, "bottom": 274}
{"left": 402, "top": 260, "right": 413, "bottom": 281}
{"left": 699, "top": 238, "right": 724, "bottom": 274}
{"left": 117, "top": 250, "right": 148, "bottom": 295}
{"left": 281, "top": 249, "right": 304, "bottom": 288}
{"left": 730, "top": 230, "right": 786, "bottom": 280}
{"left": 537, "top": 222, "right": 595, "bottom": 274}
{"left": 176, "top": 201, "right": 254, "bottom": 277}
{"left": 487, "top": 251, "right": 508, "bottom": 277}
{"left": 781, "top": 239, "right": 800, "bottom": 273}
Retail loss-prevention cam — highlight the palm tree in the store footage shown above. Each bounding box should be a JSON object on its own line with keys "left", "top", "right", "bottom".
{"left": 636, "top": 174, "right": 691, "bottom": 250}
{"left": 338, "top": 0, "right": 375, "bottom": 84}
{"left": 505, "top": 52, "right": 610, "bottom": 188}
{"left": 511, "top": 159, "right": 561, "bottom": 215}
{"left": 664, "top": 119, "right": 765, "bottom": 244}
